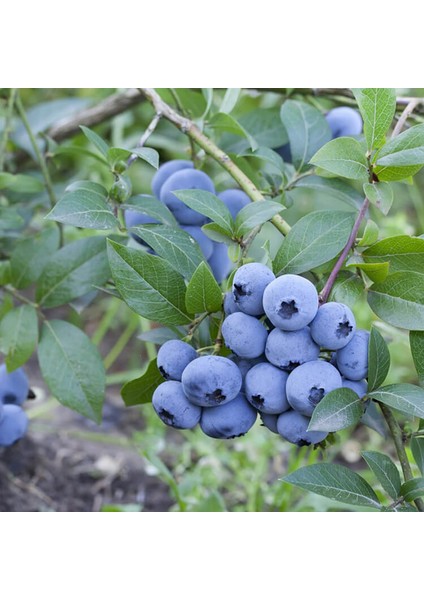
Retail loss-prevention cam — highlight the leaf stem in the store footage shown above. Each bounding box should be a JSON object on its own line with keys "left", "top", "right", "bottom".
{"left": 127, "top": 112, "right": 162, "bottom": 167}
{"left": 138, "top": 88, "right": 291, "bottom": 237}
{"left": 0, "top": 88, "right": 17, "bottom": 171}
{"left": 379, "top": 403, "right": 424, "bottom": 512}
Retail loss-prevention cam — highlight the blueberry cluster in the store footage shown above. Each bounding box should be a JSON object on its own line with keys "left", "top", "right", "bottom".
{"left": 125, "top": 160, "right": 250, "bottom": 282}
{"left": 0, "top": 364, "right": 30, "bottom": 447}
{"left": 152, "top": 263, "right": 371, "bottom": 447}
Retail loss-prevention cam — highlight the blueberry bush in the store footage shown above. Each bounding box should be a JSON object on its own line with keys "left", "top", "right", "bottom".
{"left": 1, "top": 87, "right": 424, "bottom": 511}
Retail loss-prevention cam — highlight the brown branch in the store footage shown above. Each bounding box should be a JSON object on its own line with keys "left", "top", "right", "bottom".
{"left": 391, "top": 97, "right": 422, "bottom": 138}
{"left": 138, "top": 88, "right": 291, "bottom": 236}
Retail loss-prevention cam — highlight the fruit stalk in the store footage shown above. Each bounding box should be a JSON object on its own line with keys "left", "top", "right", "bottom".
{"left": 138, "top": 88, "right": 292, "bottom": 237}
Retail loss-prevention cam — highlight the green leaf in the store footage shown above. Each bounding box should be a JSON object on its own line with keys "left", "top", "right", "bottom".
{"left": 0, "top": 305, "right": 38, "bottom": 371}
{"left": 66, "top": 180, "right": 108, "bottom": 197}
{"left": 45, "top": 189, "right": 119, "bottom": 230}
{"left": 348, "top": 262, "right": 389, "bottom": 283}
{"left": 375, "top": 123, "right": 424, "bottom": 181}
{"left": 221, "top": 108, "right": 288, "bottom": 153}
{"left": 410, "top": 331, "right": 424, "bottom": 386}
{"left": 273, "top": 210, "right": 355, "bottom": 275}
{"left": 283, "top": 463, "right": 381, "bottom": 509}
{"left": 54, "top": 145, "right": 109, "bottom": 166}
{"left": 362, "top": 451, "right": 401, "bottom": 500}
{"left": 121, "top": 359, "right": 164, "bottom": 407}
{"left": 357, "top": 220, "right": 379, "bottom": 247}
{"left": 185, "top": 262, "right": 223, "bottom": 314}
{"left": 310, "top": 137, "right": 369, "bottom": 181}
{"left": 411, "top": 438, "right": 424, "bottom": 475}
{"left": 80, "top": 125, "right": 109, "bottom": 157}
{"left": 9, "top": 227, "right": 60, "bottom": 289}
{"left": 363, "top": 235, "right": 424, "bottom": 275}
{"left": 294, "top": 175, "right": 363, "bottom": 209}
{"left": 280, "top": 100, "right": 331, "bottom": 170}
{"left": 370, "top": 384, "right": 424, "bottom": 419}
{"left": 368, "top": 327, "right": 391, "bottom": 392}
{"left": 128, "top": 147, "right": 159, "bottom": 169}
{"left": 121, "top": 194, "right": 178, "bottom": 227}
{"left": 235, "top": 200, "right": 283, "bottom": 236}
{"left": 36, "top": 236, "right": 111, "bottom": 308}
{"left": 107, "top": 240, "right": 192, "bottom": 325}
{"left": 352, "top": 88, "right": 396, "bottom": 151}
{"left": 308, "top": 388, "right": 364, "bottom": 432}
{"left": 328, "top": 270, "right": 364, "bottom": 306}
{"left": 131, "top": 225, "right": 204, "bottom": 280}
{"left": 368, "top": 272, "right": 424, "bottom": 330}
{"left": 38, "top": 319, "right": 105, "bottom": 423}
{"left": 0, "top": 207, "right": 24, "bottom": 229}
{"left": 360, "top": 401, "right": 387, "bottom": 437}
{"left": 400, "top": 477, "right": 424, "bottom": 502}
{"left": 173, "top": 190, "right": 234, "bottom": 235}
{"left": 0, "top": 172, "right": 44, "bottom": 194}
{"left": 219, "top": 88, "right": 241, "bottom": 114}
{"left": 363, "top": 182, "right": 394, "bottom": 215}
{"left": 237, "top": 147, "right": 284, "bottom": 175}
{"left": 0, "top": 261, "right": 10, "bottom": 286}
{"left": 202, "top": 222, "right": 233, "bottom": 243}
{"left": 209, "top": 113, "right": 257, "bottom": 150}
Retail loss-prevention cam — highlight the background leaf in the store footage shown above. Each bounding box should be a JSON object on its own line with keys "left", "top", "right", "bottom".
{"left": 352, "top": 88, "right": 396, "bottom": 151}
{"left": 411, "top": 438, "right": 424, "bottom": 475}
{"left": 367, "top": 326, "right": 391, "bottom": 391}
{"left": 9, "top": 227, "right": 60, "bottom": 289}
{"left": 0, "top": 305, "right": 38, "bottom": 371}
{"left": 121, "top": 359, "right": 164, "bottom": 407}
{"left": 410, "top": 331, "right": 424, "bottom": 386}
{"left": 362, "top": 451, "right": 401, "bottom": 500}
{"left": 185, "top": 262, "right": 223, "bottom": 314}
{"left": 370, "top": 384, "right": 424, "bottom": 418}
{"left": 368, "top": 272, "right": 424, "bottom": 330}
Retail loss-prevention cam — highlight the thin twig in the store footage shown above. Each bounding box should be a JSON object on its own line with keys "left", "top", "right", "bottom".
{"left": 391, "top": 98, "right": 422, "bottom": 138}
{"left": 319, "top": 198, "right": 370, "bottom": 303}
{"left": 0, "top": 88, "right": 17, "bottom": 170}
{"left": 138, "top": 88, "right": 291, "bottom": 237}
{"left": 127, "top": 112, "right": 162, "bottom": 167}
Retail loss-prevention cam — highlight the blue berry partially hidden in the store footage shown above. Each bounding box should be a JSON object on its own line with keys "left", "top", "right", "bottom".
{"left": 232, "top": 263, "right": 275, "bottom": 316}
{"left": 200, "top": 393, "right": 257, "bottom": 439}
{"left": 286, "top": 360, "right": 342, "bottom": 417}
{"left": 0, "top": 405, "right": 28, "bottom": 447}
{"left": 157, "top": 340, "right": 197, "bottom": 381}
{"left": 0, "top": 365, "right": 29, "bottom": 407}
{"left": 152, "top": 381, "right": 201, "bottom": 429}
{"left": 218, "top": 189, "right": 250, "bottom": 219}
{"left": 181, "top": 355, "right": 242, "bottom": 407}
{"left": 277, "top": 410, "right": 327, "bottom": 446}
{"left": 160, "top": 169, "right": 215, "bottom": 225}
{"left": 325, "top": 107, "right": 363, "bottom": 139}
{"left": 336, "top": 330, "right": 370, "bottom": 381}
{"left": 265, "top": 327, "right": 319, "bottom": 371}
{"left": 310, "top": 302, "right": 356, "bottom": 350}
{"left": 151, "top": 159, "right": 194, "bottom": 198}
{"left": 245, "top": 362, "right": 289, "bottom": 414}
{"left": 222, "top": 312, "right": 268, "bottom": 359}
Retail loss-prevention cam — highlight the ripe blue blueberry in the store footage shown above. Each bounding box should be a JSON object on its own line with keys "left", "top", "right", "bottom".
{"left": 208, "top": 242, "right": 233, "bottom": 283}
{"left": 0, "top": 365, "right": 29, "bottom": 406}
{"left": 325, "top": 107, "right": 363, "bottom": 139}
{"left": 245, "top": 362, "right": 290, "bottom": 414}
{"left": 152, "top": 381, "right": 201, "bottom": 429}
{"left": 286, "top": 360, "right": 342, "bottom": 416}
{"left": 274, "top": 143, "right": 292, "bottom": 163}
{"left": 181, "top": 225, "right": 214, "bottom": 260}
{"left": 222, "top": 312, "right": 268, "bottom": 359}
{"left": 341, "top": 377, "right": 368, "bottom": 398}
{"left": 200, "top": 392, "right": 257, "bottom": 439}
{"left": 156, "top": 340, "right": 197, "bottom": 381}
{"left": 232, "top": 263, "right": 275, "bottom": 316}
{"left": 263, "top": 274, "right": 319, "bottom": 331}
{"left": 265, "top": 326, "right": 319, "bottom": 371}
{"left": 224, "top": 291, "right": 240, "bottom": 315}
{"left": 181, "top": 355, "right": 242, "bottom": 407}
{"left": 229, "top": 355, "right": 266, "bottom": 391}
{"left": 260, "top": 412, "right": 279, "bottom": 434}
{"left": 277, "top": 410, "right": 327, "bottom": 446}
{"left": 218, "top": 189, "right": 250, "bottom": 219}
{"left": 151, "top": 159, "right": 194, "bottom": 198}
{"left": 124, "top": 209, "right": 159, "bottom": 246}
{"left": 336, "top": 330, "right": 370, "bottom": 381}
{"left": 160, "top": 169, "right": 215, "bottom": 225}
{"left": 310, "top": 302, "right": 356, "bottom": 350}
{"left": 0, "top": 405, "right": 28, "bottom": 446}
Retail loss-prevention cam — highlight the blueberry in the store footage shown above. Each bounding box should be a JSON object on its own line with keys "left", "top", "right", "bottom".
{"left": 277, "top": 410, "right": 327, "bottom": 446}
{"left": 0, "top": 405, "right": 28, "bottom": 446}
{"left": 232, "top": 263, "right": 275, "bottom": 316}
{"left": 0, "top": 365, "right": 29, "bottom": 406}
{"left": 208, "top": 242, "right": 233, "bottom": 284}
{"left": 310, "top": 302, "right": 356, "bottom": 350}
{"left": 245, "top": 362, "right": 290, "bottom": 414}
{"left": 265, "top": 326, "right": 320, "bottom": 371}
{"left": 218, "top": 189, "right": 250, "bottom": 219}
{"left": 263, "top": 274, "right": 319, "bottom": 331}
{"left": 181, "top": 355, "right": 242, "bottom": 407}
{"left": 181, "top": 225, "right": 214, "bottom": 260}
{"left": 336, "top": 330, "right": 370, "bottom": 381}
{"left": 200, "top": 392, "right": 257, "bottom": 439}
{"left": 160, "top": 169, "right": 215, "bottom": 225}
{"left": 260, "top": 412, "right": 279, "bottom": 434}
{"left": 325, "top": 107, "right": 363, "bottom": 139}
{"left": 222, "top": 312, "right": 268, "bottom": 359}
{"left": 286, "top": 360, "right": 342, "bottom": 417}
{"left": 229, "top": 355, "right": 266, "bottom": 391}
{"left": 274, "top": 143, "right": 292, "bottom": 163}
{"left": 124, "top": 209, "right": 159, "bottom": 245}
{"left": 223, "top": 291, "right": 240, "bottom": 315}
{"left": 151, "top": 159, "right": 194, "bottom": 198}
{"left": 152, "top": 380, "right": 201, "bottom": 429}
{"left": 156, "top": 340, "right": 197, "bottom": 381}
{"left": 341, "top": 377, "right": 368, "bottom": 398}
